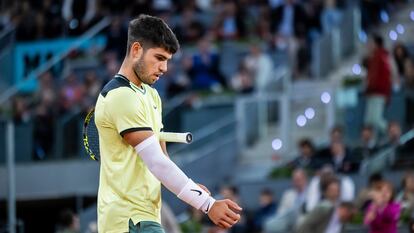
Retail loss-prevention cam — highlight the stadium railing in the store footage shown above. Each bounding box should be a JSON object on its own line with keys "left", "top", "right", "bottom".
{"left": 359, "top": 128, "right": 414, "bottom": 175}
{"left": 311, "top": 5, "right": 360, "bottom": 79}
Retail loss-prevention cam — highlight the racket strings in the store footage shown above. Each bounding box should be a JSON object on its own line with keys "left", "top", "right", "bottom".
{"left": 87, "top": 114, "right": 101, "bottom": 160}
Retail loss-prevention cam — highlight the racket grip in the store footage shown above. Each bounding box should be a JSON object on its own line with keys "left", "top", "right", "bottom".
{"left": 159, "top": 132, "right": 193, "bottom": 144}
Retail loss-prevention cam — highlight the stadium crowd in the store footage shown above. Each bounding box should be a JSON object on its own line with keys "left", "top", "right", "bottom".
{"left": 2, "top": 0, "right": 414, "bottom": 158}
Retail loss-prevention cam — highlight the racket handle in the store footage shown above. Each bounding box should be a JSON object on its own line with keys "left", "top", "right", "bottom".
{"left": 159, "top": 132, "right": 193, "bottom": 144}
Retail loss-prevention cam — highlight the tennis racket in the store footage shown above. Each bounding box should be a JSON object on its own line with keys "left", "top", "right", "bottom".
{"left": 83, "top": 108, "right": 193, "bottom": 161}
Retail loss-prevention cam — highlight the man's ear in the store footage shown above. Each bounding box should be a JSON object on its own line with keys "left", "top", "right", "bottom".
{"left": 131, "top": 42, "right": 143, "bottom": 59}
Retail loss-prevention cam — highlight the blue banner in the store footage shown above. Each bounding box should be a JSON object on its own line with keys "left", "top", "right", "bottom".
{"left": 13, "top": 36, "right": 106, "bottom": 92}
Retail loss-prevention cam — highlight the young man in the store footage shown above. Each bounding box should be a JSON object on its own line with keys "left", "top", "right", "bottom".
{"left": 95, "top": 15, "right": 242, "bottom": 232}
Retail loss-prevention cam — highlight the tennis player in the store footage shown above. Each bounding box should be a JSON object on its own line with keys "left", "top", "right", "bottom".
{"left": 94, "top": 14, "right": 242, "bottom": 232}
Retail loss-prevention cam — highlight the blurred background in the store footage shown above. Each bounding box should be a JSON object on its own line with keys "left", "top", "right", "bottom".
{"left": 0, "top": 0, "right": 414, "bottom": 232}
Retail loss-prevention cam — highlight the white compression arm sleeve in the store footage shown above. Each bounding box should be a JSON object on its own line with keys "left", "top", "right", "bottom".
{"left": 135, "top": 135, "right": 215, "bottom": 212}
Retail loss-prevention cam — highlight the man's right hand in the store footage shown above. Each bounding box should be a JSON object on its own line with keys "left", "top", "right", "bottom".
{"left": 207, "top": 199, "right": 242, "bottom": 229}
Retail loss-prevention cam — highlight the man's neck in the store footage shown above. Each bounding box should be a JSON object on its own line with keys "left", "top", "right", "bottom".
{"left": 118, "top": 58, "right": 142, "bottom": 87}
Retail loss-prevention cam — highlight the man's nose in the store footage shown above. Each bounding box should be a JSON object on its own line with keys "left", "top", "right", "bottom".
{"left": 159, "top": 61, "right": 167, "bottom": 73}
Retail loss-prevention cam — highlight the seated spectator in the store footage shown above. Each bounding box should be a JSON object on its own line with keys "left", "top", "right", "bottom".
{"left": 184, "top": 38, "right": 227, "bottom": 90}
{"left": 320, "top": 176, "right": 341, "bottom": 205}
{"left": 244, "top": 44, "right": 274, "bottom": 93}
{"left": 264, "top": 169, "right": 308, "bottom": 233}
{"left": 174, "top": 7, "right": 205, "bottom": 44}
{"left": 253, "top": 188, "right": 277, "bottom": 232}
{"left": 296, "top": 201, "right": 356, "bottom": 233}
{"left": 213, "top": 0, "right": 246, "bottom": 40}
{"left": 380, "top": 121, "right": 402, "bottom": 148}
{"left": 315, "top": 125, "right": 347, "bottom": 164}
{"left": 329, "top": 141, "right": 358, "bottom": 174}
{"left": 270, "top": 0, "right": 308, "bottom": 78}
{"left": 396, "top": 172, "right": 414, "bottom": 216}
{"left": 364, "top": 181, "right": 401, "bottom": 233}
{"left": 290, "top": 138, "right": 318, "bottom": 171}
{"left": 306, "top": 166, "right": 355, "bottom": 212}
{"left": 353, "top": 125, "right": 380, "bottom": 159}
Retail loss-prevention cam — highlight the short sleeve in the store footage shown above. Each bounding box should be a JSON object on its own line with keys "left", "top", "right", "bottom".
{"left": 105, "top": 88, "right": 152, "bottom": 136}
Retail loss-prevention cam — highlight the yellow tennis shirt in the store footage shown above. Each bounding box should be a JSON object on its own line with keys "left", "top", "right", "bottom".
{"left": 95, "top": 74, "right": 164, "bottom": 232}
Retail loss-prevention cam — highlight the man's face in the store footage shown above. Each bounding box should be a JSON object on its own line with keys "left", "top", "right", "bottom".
{"left": 325, "top": 182, "right": 340, "bottom": 201}
{"left": 133, "top": 46, "right": 172, "bottom": 85}
{"left": 337, "top": 207, "right": 354, "bottom": 223}
{"left": 292, "top": 170, "right": 307, "bottom": 191}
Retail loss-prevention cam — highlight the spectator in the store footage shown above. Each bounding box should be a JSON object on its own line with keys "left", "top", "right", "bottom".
{"left": 380, "top": 121, "right": 402, "bottom": 147}
{"left": 296, "top": 201, "right": 356, "bottom": 233}
{"left": 364, "top": 34, "right": 392, "bottom": 134}
{"left": 264, "top": 169, "right": 308, "bottom": 233}
{"left": 213, "top": 0, "right": 246, "bottom": 40}
{"left": 244, "top": 43, "right": 274, "bottom": 92}
{"left": 14, "top": 1, "right": 40, "bottom": 41}
{"left": 392, "top": 42, "right": 409, "bottom": 79}
{"left": 254, "top": 6, "right": 272, "bottom": 42}
{"left": 329, "top": 141, "right": 357, "bottom": 174}
{"left": 82, "top": 70, "right": 103, "bottom": 112}
{"left": 355, "top": 173, "right": 384, "bottom": 212}
{"left": 59, "top": 73, "right": 85, "bottom": 114}
{"left": 33, "top": 94, "right": 56, "bottom": 160}
{"left": 306, "top": 166, "right": 355, "bottom": 212}
{"left": 104, "top": 15, "right": 128, "bottom": 60}
{"left": 56, "top": 209, "right": 80, "bottom": 233}
{"left": 396, "top": 172, "right": 414, "bottom": 216}
{"left": 230, "top": 61, "right": 254, "bottom": 94}
{"left": 163, "top": 62, "right": 191, "bottom": 98}
{"left": 290, "top": 138, "right": 317, "bottom": 171}
{"left": 321, "top": 0, "right": 342, "bottom": 34}
{"left": 174, "top": 7, "right": 205, "bottom": 44}
{"left": 253, "top": 188, "right": 277, "bottom": 232}
{"left": 270, "top": 0, "right": 308, "bottom": 77}
{"left": 303, "top": 0, "right": 323, "bottom": 40}
{"left": 353, "top": 125, "right": 379, "bottom": 160}
{"left": 40, "top": 0, "right": 64, "bottom": 39}
{"left": 320, "top": 176, "right": 341, "bottom": 205}
{"left": 315, "top": 125, "right": 346, "bottom": 164}
{"left": 12, "top": 96, "right": 31, "bottom": 124}
{"left": 364, "top": 181, "right": 401, "bottom": 233}
{"left": 184, "top": 38, "right": 226, "bottom": 90}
